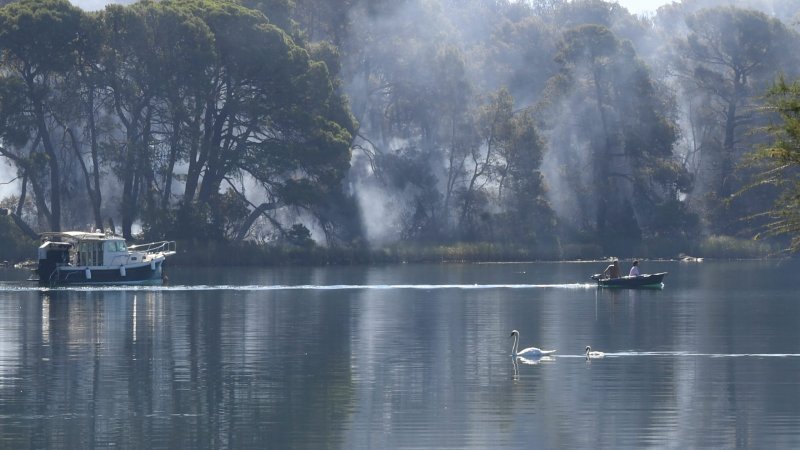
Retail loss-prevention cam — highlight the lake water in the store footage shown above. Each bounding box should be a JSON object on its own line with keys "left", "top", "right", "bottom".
{"left": 0, "top": 259, "right": 799, "bottom": 448}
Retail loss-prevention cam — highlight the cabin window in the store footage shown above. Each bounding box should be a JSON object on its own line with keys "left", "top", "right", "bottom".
{"left": 105, "top": 240, "right": 127, "bottom": 253}
{"left": 78, "top": 241, "right": 104, "bottom": 266}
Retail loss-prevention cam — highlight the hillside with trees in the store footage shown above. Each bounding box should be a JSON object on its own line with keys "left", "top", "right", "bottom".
{"left": 1, "top": 0, "right": 799, "bottom": 263}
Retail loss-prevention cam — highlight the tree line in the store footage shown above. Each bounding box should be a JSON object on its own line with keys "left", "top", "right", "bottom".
{"left": 0, "top": 0, "right": 355, "bottom": 244}
{"left": 1, "top": 0, "right": 800, "bottom": 261}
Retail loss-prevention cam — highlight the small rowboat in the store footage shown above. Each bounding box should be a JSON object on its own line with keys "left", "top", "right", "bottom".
{"left": 590, "top": 272, "right": 667, "bottom": 289}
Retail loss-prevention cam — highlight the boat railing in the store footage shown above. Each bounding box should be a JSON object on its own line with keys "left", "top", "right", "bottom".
{"left": 127, "top": 241, "right": 177, "bottom": 256}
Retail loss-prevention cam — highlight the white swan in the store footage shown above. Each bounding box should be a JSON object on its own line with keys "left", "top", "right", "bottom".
{"left": 585, "top": 345, "right": 605, "bottom": 359}
{"left": 509, "top": 330, "right": 556, "bottom": 357}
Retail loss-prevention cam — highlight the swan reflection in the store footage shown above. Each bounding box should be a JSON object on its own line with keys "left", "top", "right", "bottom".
{"left": 585, "top": 346, "right": 605, "bottom": 359}
{"left": 512, "top": 354, "right": 556, "bottom": 378}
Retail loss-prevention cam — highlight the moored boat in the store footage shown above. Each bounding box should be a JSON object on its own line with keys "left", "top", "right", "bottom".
{"left": 590, "top": 272, "right": 667, "bottom": 289}
{"left": 33, "top": 231, "right": 176, "bottom": 285}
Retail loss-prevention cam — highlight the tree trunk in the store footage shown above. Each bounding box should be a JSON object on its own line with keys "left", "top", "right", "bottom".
{"left": 121, "top": 124, "right": 140, "bottom": 240}
{"left": 8, "top": 211, "right": 39, "bottom": 240}
{"left": 66, "top": 127, "right": 103, "bottom": 229}
{"left": 34, "top": 105, "right": 61, "bottom": 231}
{"left": 720, "top": 77, "right": 740, "bottom": 199}
{"left": 182, "top": 98, "right": 214, "bottom": 205}
{"left": 162, "top": 112, "right": 182, "bottom": 209}
{"left": 87, "top": 87, "right": 103, "bottom": 229}
{"left": 592, "top": 65, "right": 612, "bottom": 239}
{"left": 234, "top": 202, "right": 280, "bottom": 242}
{"left": 443, "top": 115, "right": 460, "bottom": 232}
{"left": 196, "top": 101, "right": 231, "bottom": 206}
{"left": 15, "top": 170, "right": 27, "bottom": 217}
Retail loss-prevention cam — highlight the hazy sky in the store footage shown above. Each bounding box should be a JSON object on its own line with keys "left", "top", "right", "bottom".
{"left": 615, "top": 0, "right": 670, "bottom": 15}
{"left": 70, "top": 0, "right": 116, "bottom": 11}
{"left": 70, "top": 0, "right": 670, "bottom": 14}
{"left": 68, "top": 0, "right": 672, "bottom": 14}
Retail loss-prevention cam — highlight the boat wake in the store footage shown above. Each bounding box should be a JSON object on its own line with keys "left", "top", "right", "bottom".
{"left": 0, "top": 282, "right": 598, "bottom": 292}
{"left": 557, "top": 351, "right": 800, "bottom": 358}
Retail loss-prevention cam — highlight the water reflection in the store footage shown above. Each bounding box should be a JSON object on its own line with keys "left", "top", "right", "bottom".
{"left": 0, "top": 261, "right": 798, "bottom": 448}
{"left": 512, "top": 356, "right": 556, "bottom": 380}
{"left": 0, "top": 288, "right": 357, "bottom": 449}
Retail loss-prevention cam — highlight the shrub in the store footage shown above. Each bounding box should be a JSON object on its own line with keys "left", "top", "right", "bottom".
{"left": 696, "top": 235, "right": 772, "bottom": 259}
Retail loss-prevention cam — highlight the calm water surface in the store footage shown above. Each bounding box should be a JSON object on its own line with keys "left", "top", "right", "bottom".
{"left": 0, "top": 259, "right": 799, "bottom": 448}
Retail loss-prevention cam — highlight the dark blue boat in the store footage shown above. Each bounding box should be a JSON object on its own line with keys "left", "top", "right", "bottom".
{"left": 590, "top": 272, "right": 667, "bottom": 289}
{"left": 33, "top": 231, "right": 176, "bottom": 286}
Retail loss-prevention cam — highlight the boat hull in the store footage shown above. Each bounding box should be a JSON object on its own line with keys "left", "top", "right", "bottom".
{"left": 41, "top": 260, "right": 165, "bottom": 285}
{"left": 591, "top": 272, "right": 667, "bottom": 289}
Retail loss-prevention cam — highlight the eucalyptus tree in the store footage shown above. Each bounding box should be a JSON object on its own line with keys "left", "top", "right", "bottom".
{"left": 434, "top": 46, "right": 473, "bottom": 234}
{"left": 123, "top": 1, "right": 217, "bottom": 232}
{"left": 152, "top": 0, "right": 355, "bottom": 242}
{"left": 462, "top": 88, "right": 557, "bottom": 251}
{"left": 545, "top": 24, "right": 687, "bottom": 251}
{"left": 476, "top": 13, "right": 558, "bottom": 106}
{"left": 60, "top": 12, "right": 107, "bottom": 231}
{"left": 551, "top": 0, "right": 652, "bottom": 54}
{"left": 498, "top": 109, "right": 558, "bottom": 254}
{"left": 341, "top": 1, "right": 466, "bottom": 241}
{"left": 96, "top": 3, "right": 168, "bottom": 239}
{"left": 677, "top": 7, "right": 796, "bottom": 228}
{"left": 549, "top": 25, "right": 626, "bottom": 241}
{"left": 0, "top": 77, "right": 37, "bottom": 222}
{"left": 457, "top": 89, "right": 513, "bottom": 238}
{"left": 288, "top": 0, "right": 354, "bottom": 46}
{"left": 0, "top": 0, "right": 86, "bottom": 231}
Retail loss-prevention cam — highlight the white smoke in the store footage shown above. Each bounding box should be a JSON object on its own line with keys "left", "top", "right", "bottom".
{"left": 0, "top": 159, "right": 19, "bottom": 202}
{"left": 69, "top": 0, "right": 129, "bottom": 11}
{"left": 354, "top": 178, "right": 404, "bottom": 247}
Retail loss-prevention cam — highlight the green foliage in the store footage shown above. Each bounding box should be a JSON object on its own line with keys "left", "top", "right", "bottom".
{"left": 143, "top": 190, "right": 250, "bottom": 242}
{"left": 745, "top": 76, "right": 800, "bottom": 252}
{"left": 0, "top": 0, "right": 798, "bottom": 263}
{"left": 647, "top": 199, "right": 700, "bottom": 239}
{"left": 0, "top": 0, "right": 84, "bottom": 74}
{"left": 696, "top": 235, "right": 772, "bottom": 259}
{"left": 0, "top": 0, "right": 88, "bottom": 231}
{"left": 0, "top": 216, "right": 36, "bottom": 262}
{"left": 546, "top": 23, "right": 686, "bottom": 248}
{"left": 678, "top": 7, "right": 798, "bottom": 236}
{"left": 0, "top": 77, "right": 30, "bottom": 146}
{"left": 286, "top": 224, "right": 314, "bottom": 248}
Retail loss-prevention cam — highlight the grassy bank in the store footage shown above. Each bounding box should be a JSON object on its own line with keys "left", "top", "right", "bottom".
{"left": 168, "top": 235, "right": 779, "bottom": 267}
{"left": 0, "top": 222, "right": 781, "bottom": 267}
{"left": 169, "top": 241, "right": 561, "bottom": 266}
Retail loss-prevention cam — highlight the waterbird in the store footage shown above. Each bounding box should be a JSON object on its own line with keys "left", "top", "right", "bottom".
{"left": 509, "top": 330, "right": 556, "bottom": 358}
{"left": 585, "top": 345, "right": 605, "bottom": 359}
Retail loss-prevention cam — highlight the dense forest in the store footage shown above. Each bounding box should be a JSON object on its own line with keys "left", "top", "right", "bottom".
{"left": 1, "top": 0, "right": 800, "bottom": 263}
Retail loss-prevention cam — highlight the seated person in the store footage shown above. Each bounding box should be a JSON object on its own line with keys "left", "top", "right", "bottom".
{"left": 629, "top": 260, "right": 641, "bottom": 277}
{"left": 603, "top": 260, "right": 620, "bottom": 279}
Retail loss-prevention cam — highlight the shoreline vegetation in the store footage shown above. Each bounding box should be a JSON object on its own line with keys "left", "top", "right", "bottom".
{"left": 166, "top": 236, "right": 781, "bottom": 266}
{"left": 3, "top": 234, "right": 782, "bottom": 269}
{"left": 0, "top": 217, "right": 784, "bottom": 267}
{"left": 1, "top": 1, "right": 799, "bottom": 265}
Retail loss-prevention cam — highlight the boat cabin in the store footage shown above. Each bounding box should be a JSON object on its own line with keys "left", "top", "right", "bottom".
{"left": 38, "top": 232, "right": 149, "bottom": 268}
{"left": 34, "top": 230, "right": 176, "bottom": 285}
{"left": 74, "top": 238, "right": 130, "bottom": 266}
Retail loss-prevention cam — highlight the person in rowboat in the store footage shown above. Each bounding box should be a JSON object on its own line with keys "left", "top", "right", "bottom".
{"left": 629, "top": 260, "right": 640, "bottom": 277}
{"left": 602, "top": 260, "right": 621, "bottom": 279}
